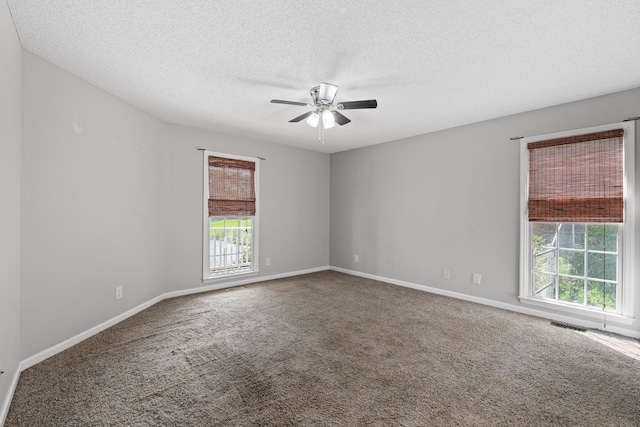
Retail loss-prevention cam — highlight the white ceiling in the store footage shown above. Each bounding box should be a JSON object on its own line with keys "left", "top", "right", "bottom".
{"left": 7, "top": 0, "right": 640, "bottom": 154}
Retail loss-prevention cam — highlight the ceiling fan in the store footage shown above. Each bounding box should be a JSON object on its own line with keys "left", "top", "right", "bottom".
{"left": 271, "top": 82, "right": 377, "bottom": 131}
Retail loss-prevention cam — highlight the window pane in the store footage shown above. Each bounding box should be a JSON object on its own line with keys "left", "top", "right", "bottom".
{"left": 209, "top": 217, "right": 253, "bottom": 275}
{"left": 210, "top": 218, "right": 225, "bottom": 228}
{"left": 558, "top": 223, "right": 585, "bottom": 249}
{"left": 587, "top": 280, "right": 617, "bottom": 312}
{"left": 587, "top": 253, "right": 617, "bottom": 281}
{"left": 558, "top": 276, "right": 584, "bottom": 304}
{"left": 559, "top": 249, "right": 584, "bottom": 276}
{"left": 531, "top": 223, "right": 558, "bottom": 252}
{"left": 239, "top": 219, "right": 252, "bottom": 265}
{"left": 210, "top": 223, "right": 224, "bottom": 271}
{"left": 532, "top": 272, "right": 555, "bottom": 299}
{"left": 587, "top": 224, "right": 618, "bottom": 252}
{"left": 212, "top": 255, "right": 223, "bottom": 270}
{"left": 533, "top": 249, "right": 556, "bottom": 273}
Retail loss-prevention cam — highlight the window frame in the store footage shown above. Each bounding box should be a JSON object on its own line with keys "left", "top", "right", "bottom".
{"left": 519, "top": 121, "right": 635, "bottom": 322}
{"left": 202, "top": 151, "right": 259, "bottom": 282}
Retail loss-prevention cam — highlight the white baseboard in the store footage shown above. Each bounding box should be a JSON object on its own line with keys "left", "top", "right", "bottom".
{"left": 10, "top": 263, "right": 636, "bottom": 424}
{"left": 330, "top": 266, "right": 640, "bottom": 339}
{"left": 0, "top": 366, "right": 21, "bottom": 427}
{"left": 21, "top": 265, "right": 330, "bottom": 371}
{"left": 20, "top": 294, "right": 165, "bottom": 371}
{"left": 164, "top": 266, "right": 330, "bottom": 299}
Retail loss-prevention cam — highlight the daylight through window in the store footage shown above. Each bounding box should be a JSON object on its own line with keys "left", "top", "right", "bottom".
{"left": 531, "top": 222, "right": 619, "bottom": 312}
{"left": 520, "top": 122, "right": 635, "bottom": 319}
{"left": 203, "top": 153, "right": 258, "bottom": 279}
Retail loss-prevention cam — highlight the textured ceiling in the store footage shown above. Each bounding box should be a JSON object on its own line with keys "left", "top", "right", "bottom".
{"left": 7, "top": 0, "right": 640, "bottom": 153}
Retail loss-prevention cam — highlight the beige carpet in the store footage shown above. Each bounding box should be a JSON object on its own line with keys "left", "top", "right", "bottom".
{"left": 6, "top": 271, "right": 640, "bottom": 426}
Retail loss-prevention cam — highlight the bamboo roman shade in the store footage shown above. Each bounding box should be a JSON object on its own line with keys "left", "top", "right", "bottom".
{"left": 527, "top": 129, "right": 624, "bottom": 223}
{"left": 208, "top": 156, "right": 256, "bottom": 217}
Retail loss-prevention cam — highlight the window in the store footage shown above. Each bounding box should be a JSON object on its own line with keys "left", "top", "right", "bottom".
{"left": 519, "top": 122, "right": 635, "bottom": 320}
{"left": 530, "top": 222, "right": 620, "bottom": 311}
{"left": 203, "top": 153, "right": 259, "bottom": 280}
{"left": 209, "top": 217, "right": 254, "bottom": 275}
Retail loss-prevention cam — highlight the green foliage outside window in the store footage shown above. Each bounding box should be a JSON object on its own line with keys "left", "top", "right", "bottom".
{"left": 532, "top": 223, "right": 617, "bottom": 312}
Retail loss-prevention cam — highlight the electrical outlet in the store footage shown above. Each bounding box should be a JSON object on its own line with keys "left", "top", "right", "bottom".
{"left": 266, "top": 258, "right": 271, "bottom": 266}
{"left": 472, "top": 273, "right": 482, "bottom": 285}
{"left": 115, "top": 286, "right": 123, "bottom": 300}
{"left": 443, "top": 269, "right": 451, "bottom": 280}
{"left": 354, "top": 255, "right": 359, "bottom": 263}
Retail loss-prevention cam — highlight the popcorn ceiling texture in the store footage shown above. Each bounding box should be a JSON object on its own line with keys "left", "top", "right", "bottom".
{"left": 7, "top": 0, "right": 640, "bottom": 153}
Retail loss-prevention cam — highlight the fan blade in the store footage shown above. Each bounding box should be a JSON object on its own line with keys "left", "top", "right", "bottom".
{"left": 318, "top": 82, "right": 338, "bottom": 103}
{"left": 338, "top": 100, "right": 378, "bottom": 109}
{"left": 289, "top": 111, "right": 313, "bottom": 122}
{"left": 332, "top": 111, "right": 351, "bottom": 126}
{"left": 271, "top": 99, "right": 308, "bottom": 106}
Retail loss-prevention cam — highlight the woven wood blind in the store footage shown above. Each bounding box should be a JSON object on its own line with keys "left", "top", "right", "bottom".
{"left": 527, "top": 129, "right": 624, "bottom": 223}
{"left": 208, "top": 156, "right": 256, "bottom": 217}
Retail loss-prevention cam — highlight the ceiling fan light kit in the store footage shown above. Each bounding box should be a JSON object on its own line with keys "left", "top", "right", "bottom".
{"left": 271, "top": 82, "right": 377, "bottom": 143}
{"left": 306, "top": 112, "right": 320, "bottom": 128}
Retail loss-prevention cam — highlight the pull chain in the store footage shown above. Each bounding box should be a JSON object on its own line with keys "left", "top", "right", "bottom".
{"left": 318, "top": 118, "right": 326, "bottom": 144}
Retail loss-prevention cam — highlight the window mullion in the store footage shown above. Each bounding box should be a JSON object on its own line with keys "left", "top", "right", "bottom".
{"left": 221, "top": 218, "right": 226, "bottom": 272}
{"left": 617, "top": 224, "right": 622, "bottom": 312}
{"left": 583, "top": 224, "right": 588, "bottom": 306}
{"left": 216, "top": 219, "right": 220, "bottom": 272}
{"left": 555, "top": 223, "right": 559, "bottom": 302}
{"left": 234, "top": 219, "right": 239, "bottom": 271}
{"left": 211, "top": 219, "right": 214, "bottom": 274}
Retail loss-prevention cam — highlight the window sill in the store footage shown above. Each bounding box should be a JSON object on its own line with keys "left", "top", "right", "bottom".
{"left": 518, "top": 296, "right": 635, "bottom": 325}
{"left": 202, "top": 270, "right": 259, "bottom": 284}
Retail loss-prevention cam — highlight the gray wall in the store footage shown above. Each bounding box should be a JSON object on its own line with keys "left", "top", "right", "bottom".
{"left": 330, "top": 88, "right": 640, "bottom": 334}
{"left": 0, "top": 0, "right": 22, "bottom": 415}
{"left": 161, "top": 124, "right": 330, "bottom": 293}
{"left": 21, "top": 52, "right": 166, "bottom": 358}
{"left": 19, "top": 52, "right": 331, "bottom": 360}
{"left": 11, "top": 20, "right": 639, "bottom": 381}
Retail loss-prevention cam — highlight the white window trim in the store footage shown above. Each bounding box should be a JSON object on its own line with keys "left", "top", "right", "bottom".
{"left": 518, "top": 121, "right": 635, "bottom": 320}
{"left": 202, "top": 151, "right": 260, "bottom": 283}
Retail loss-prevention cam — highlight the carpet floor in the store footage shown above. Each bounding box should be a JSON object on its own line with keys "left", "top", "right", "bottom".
{"left": 6, "top": 270, "right": 640, "bottom": 426}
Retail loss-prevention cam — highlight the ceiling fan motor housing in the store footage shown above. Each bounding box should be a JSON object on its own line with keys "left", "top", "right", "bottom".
{"left": 313, "top": 83, "right": 338, "bottom": 105}
{"left": 310, "top": 86, "right": 320, "bottom": 105}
